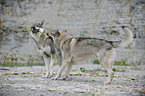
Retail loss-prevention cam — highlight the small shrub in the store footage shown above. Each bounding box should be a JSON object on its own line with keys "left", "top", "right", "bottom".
{"left": 80, "top": 67, "right": 125, "bottom": 73}
{"left": 114, "top": 59, "right": 130, "bottom": 66}
{"left": 112, "top": 68, "right": 125, "bottom": 72}
{"left": 80, "top": 67, "right": 86, "bottom": 72}
{"left": 93, "top": 59, "right": 100, "bottom": 64}
{"left": 80, "top": 67, "right": 106, "bottom": 73}
{"left": 93, "top": 59, "right": 130, "bottom": 66}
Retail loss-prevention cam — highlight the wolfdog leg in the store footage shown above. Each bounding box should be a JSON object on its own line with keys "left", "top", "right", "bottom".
{"left": 56, "top": 52, "right": 62, "bottom": 66}
{"left": 101, "top": 61, "right": 114, "bottom": 84}
{"left": 104, "top": 65, "right": 114, "bottom": 84}
{"left": 99, "top": 49, "right": 115, "bottom": 84}
{"left": 49, "top": 54, "right": 55, "bottom": 77}
{"left": 63, "top": 62, "right": 74, "bottom": 80}
{"left": 52, "top": 60, "right": 69, "bottom": 80}
{"left": 42, "top": 54, "right": 50, "bottom": 78}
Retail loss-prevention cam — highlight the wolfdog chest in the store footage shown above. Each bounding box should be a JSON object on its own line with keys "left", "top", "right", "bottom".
{"left": 33, "top": 35, "right": 55, "bottom": 55}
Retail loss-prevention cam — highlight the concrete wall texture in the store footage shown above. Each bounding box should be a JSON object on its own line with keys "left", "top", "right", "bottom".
{"left": 0, "top": 0, "right": 145, "bottom": 65}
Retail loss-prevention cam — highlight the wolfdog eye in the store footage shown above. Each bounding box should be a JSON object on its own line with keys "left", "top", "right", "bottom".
{"left": 31, "top": 27, "right": 35, "bottom": 31}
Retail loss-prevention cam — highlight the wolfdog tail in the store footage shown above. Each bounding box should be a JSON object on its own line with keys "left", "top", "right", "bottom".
{"left": 117, "top": 26, "right": 133, "bottom": 48}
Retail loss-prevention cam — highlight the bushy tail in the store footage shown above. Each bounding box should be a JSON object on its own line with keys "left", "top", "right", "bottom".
{"left": 118, "top": 26, "right": 133, "bottom": 48}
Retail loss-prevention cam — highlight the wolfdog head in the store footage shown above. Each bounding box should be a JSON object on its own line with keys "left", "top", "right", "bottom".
{"left": 50, "top": 29, "right": 72, "bottom": 47}
{"left": 50, "top": 30, "right": 67, "bottom": 37}
{"left": 31, "top": 20, "right": 44, "bottom": 34}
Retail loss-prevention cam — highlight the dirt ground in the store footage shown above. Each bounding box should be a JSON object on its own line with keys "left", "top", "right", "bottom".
{"left": 0, "top": 64, "right": 145, "bottom": 96}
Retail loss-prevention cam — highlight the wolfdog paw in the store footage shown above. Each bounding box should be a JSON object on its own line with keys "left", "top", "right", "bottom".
{"left": 42, "top": 72, "right": 54, "bottom": 78}
{"left": 51, "top": 77, "right": 58, "bottom": 80}
{"left": 42, "top": 74, "right": 49, "bottom": 78}
{"left": 60, "top": 76, "right": 70, "bottom": 80}
{"left": 104, "top": 81, "right": 111, "bottom": 85}
{"left": 42, "top": 73, "right": 53, "bottom": 78}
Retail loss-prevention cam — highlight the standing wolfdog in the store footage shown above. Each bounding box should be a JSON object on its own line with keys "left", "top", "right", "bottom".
{"left": 50, "top": 26, "right": 133, "bottom": 84}
{"left": 30, "top": 21, "right": 62, "bottom": 77}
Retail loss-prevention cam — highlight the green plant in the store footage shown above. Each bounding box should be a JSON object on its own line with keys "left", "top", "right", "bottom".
{"left": 80, "top": 67, "right": 106, "bottom": 73}
{"left": 93, "top": 59, "right": 130, "bottom": 66}
{"left": 112, "top": 68, "right": 125, "bottom": 72}
{"left": 93, "top": 59, "right": 100, "bottom": 64}
{"left": 114, "top": 59, "right": 130, "bottom": 66}
{"left": 0, "top": 63, "right": 45, "bottom": 67}
{"left": 80, "top": 67, "right": 125, "bottom": 73}
{"left": 80, "top": 67, "right": 86, "bottom": 72}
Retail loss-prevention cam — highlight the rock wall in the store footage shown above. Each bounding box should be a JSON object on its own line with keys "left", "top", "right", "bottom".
{"left": 0, "top": 0, "right": 145, "bottom": 65}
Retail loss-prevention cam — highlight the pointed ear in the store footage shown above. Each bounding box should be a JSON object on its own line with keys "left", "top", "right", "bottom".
{"left": 63, "top": 29, "right": 67, "bottom": 32}
{"left": 40, "top": 20, "right": 44, "bottom": 26}
{"left": 56, "top": 31, "right": 60, "bottom": 37}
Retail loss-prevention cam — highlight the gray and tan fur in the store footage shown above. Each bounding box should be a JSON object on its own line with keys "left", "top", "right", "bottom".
{"left": 50, "top": 26, "right": 133, "bottom": 84}
{"left": 30, "top": 21, "right": 62, "bottom": 77}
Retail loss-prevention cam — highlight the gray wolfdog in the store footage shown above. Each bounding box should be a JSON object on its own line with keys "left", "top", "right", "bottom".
{"left": 30, "top": 21, "right": 62, "bottom": 77}
{"left": 50, "top": 26, "right": 133, "bottom": 84}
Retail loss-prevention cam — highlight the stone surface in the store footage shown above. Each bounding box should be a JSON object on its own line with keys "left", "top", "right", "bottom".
{"left": 0, "top": 64, "right": 145, "bottom": 96}
{"left": 0, "top": 0, "right": 145, "bottom": 65}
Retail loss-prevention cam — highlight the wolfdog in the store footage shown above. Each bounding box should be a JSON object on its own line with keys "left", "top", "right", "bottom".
{"left": 30, "top": 21, "right": 62, "bottom": 77}
{"left": 50, "top": 26, "right": 133, "bottom": 84}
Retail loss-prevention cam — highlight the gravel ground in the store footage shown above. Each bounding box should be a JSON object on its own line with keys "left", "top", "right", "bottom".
{"left": 0, "top": 64, "right": 145, "bottom": 96}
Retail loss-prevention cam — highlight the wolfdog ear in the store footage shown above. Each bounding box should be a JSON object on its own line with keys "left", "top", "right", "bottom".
{"left": 56, "top": 31, "right": 60, "bottom": 37}
{"left": 63, "top": 29, "right": 67, "bottom": 32}
{"left": 40, "top": 20, "right": 44, "bottom": 27}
